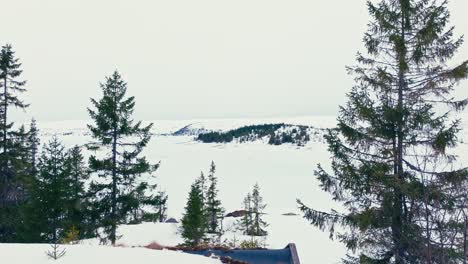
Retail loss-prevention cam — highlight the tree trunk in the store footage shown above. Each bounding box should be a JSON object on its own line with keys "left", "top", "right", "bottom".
{"left": 464, "top": 216, "right": 467, "bottom": 264}
{"left": 393, "top": 9, "right": 407, "bottom": 264}
{"left": 111, "top": 128, "right": 117, "bottom": 245}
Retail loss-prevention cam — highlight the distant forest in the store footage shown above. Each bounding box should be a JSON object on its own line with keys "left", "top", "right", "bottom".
{"left": 196, "top": 123, "right": 313, "bottom": 146}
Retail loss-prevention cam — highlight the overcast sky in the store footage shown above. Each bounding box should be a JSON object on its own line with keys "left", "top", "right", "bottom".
{"left": 3, "top": 0, "right": 468, "bottom": 122}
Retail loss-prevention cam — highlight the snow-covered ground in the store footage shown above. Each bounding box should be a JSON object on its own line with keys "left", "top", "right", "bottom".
{"left": 0, "top": 243, "right": 221, "bottom": 264}
{"left": 19, "top": 115, "right": 468, "bottom": 263}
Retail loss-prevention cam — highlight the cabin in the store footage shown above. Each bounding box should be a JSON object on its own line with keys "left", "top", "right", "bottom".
{"left": 185, "top": 243, "right": 301, "bottom": 264}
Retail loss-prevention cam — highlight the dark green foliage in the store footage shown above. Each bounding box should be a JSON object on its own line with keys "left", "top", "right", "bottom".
{"left": 30, "top": 137, "right": 73, "bottom": 242}
{"left": 65, "top": 145, "right": 89, "bottom": 238}
{"left": 197, "top": 171, "right": 207, "bottom": 204}
{"left": 198, "top": 123, "right": 313, "bottom": 146}
{"left": 141, "top": 190, "right": 168, "bottom": 223}
{"left": 128, "top": 172, "right": 168, "bottom": 224}
{"left": 21, "top": 143, "right": 90, "bottom": 243}
{"left": 205, "top": 161, "right": 224, "bottom": 234}
{"left": 197, "top": 124, "right": 285, "bottom": 143}
{"left": 0, "top": 44, "right": 29, "bottom": 242}
{"left": 241, "top": 193, "right": 253, "bottom": 236}
{"left": 268, "top": 127, "right": 311, "bottom": 146}
{"left": 3, "top": 126, "right": 34, "bottom": 242}
{"left": 27, "top": 119, "right": 40, "bottom": 177}
{"left": 156, "top": 191, "right": 169, "bottom": 222}
{"left": 87, "top": 71, "right": 158, "bottom": 245}
{"left": 10, "top": 125, "right": 33, "bottom": 198}
{"left": 299, "top": 1, "right": 468, "bottom": 263}
{"left": 250, "top": 184, "right": 268, "bottom": 237}
{"left": 181, "top": 180, "right": 207, "bottom": 246}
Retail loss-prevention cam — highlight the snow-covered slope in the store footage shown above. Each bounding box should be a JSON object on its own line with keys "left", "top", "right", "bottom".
{"left": 31, "top": 115, "right": 468, "bottom": 263}
{"left": 0, "top": 243, "right": 221, "bottom": 264}
{"left": 35, "top": 115, "right": 336, "bottom": 137}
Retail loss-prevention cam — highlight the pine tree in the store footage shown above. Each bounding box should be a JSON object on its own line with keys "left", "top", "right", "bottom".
{"left": 32, "top": 137, "right": 72, "bottom": 242}
{"left": 241, "top": 192, "right": 253, "bottom": 236}
{"left": 65, "top": 145, "right": 88, "bottom": 238}
{"left": 0, "top": 125, "right": 32, "bottom": 242}
{"left": 205, "top": 161, "right": 224, "bottom": 234}
{"left": 181, "top": 181, "right": 206, "bottom": 246}
{"left": 194, "top": 170, "right": 211, "bottom": 228}
{"left": 250, "top": 184, "right": 267, "bottom": 236}
{"left": 298, "top": 1, "right": 468, "bottom": 263}
{"left": 0, "top": 44, "right": 28, "bottom": 242}
{"left": 27, "top": 118, "right": 40, "bottom": 177}
{"left": 10, "top": 125, "right": 32, "bottom": 201}
{"left": 0, "top": 44, "right": 28, "bottom": 190}
{"left": 87, "top": 71, "right": 157, "bottom": 245}
{"left": 240, "top": 184, "right": 268, "bottom": 237}
{"left": 197, "top": 171, "right": 207, "bottom": 203}
{"left": 15, "top": 125, "right": 40, "bottom": 243}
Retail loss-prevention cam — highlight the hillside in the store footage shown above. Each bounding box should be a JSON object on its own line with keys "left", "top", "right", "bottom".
{"left": 31, "top": 115, "right": 468, "bottom": 263}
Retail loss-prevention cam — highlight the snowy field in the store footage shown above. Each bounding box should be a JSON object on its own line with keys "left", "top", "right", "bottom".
{"left": 0, "top": 243, "right": 221, "bottom": 264}
{"left": 14, "top": 115, "right": 468, "bottom": 263}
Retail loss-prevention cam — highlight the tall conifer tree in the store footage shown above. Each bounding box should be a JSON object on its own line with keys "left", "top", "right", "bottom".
{"left": 87, "top": 71, "right": 157, "bottom": 245}
{"left": 181, "top": 180, "right": 206, "bottom": 246}
{"left": 250, "top": 183, "right": 267, "bottom": 237}
{"left": 241, "top": 192, "right": 253, "bottom": 236}
{"left": 0, "top": 44, "right": 28, "bottom": 242}
{"left": 241, "top": 184, "right": 268, "bottom": 237}
{"left": 299, "top": 1, "right": 468, "bottom": 263}
{"left": 27, "top": 118, "right": 40, "bottom": 177}
{"left": 205, "top": 161, "right": 224, "bottom": 234}
{"left": 32, "top": 137, "right": 72, "bottom": 243}
{"left": 65, "top": 145, "right": 88, "bottom": 237}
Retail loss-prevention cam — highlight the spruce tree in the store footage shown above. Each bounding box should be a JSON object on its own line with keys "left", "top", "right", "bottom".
{"left": 32, "top": 137, "right": 72, "bottom": 242}
{"left": 0, "top": 44, "right": 28, "bottom": 242}
{"left": 197, "top": 171, "right": 207, "bottom": 203}
{"left": 13, "top": 126, "right": 39, "bottom": 243}
{"left": 181, "top": 181, "right": 206, "bottom": 246}
{"left": 298, "top": 1, "right": 468, "bottom": 263}
{"left": 0, "top": 44, "right": 28, "bottom": 184}
{"left": 87, "top": 70, "right": 157, "bottom": 245}
{"left": 205, "top": 161, "right": 224, "bottom": 234}
{"left": 240, "top": 184, "right": 268, "bottom": 237}
{"left": 250, "top": 183, "right": 267, "bottom": 236}
{"left": 241, "top": 192, "right": 253, "bottom": 236}
{"left": 10, "top": 125, "right": 32, "bottom": 201}
{"left": 65, "top": 145, "right": 88, "bottom": 238}
{"left": 27, "top": 118, "right": 40, "bottom": 177}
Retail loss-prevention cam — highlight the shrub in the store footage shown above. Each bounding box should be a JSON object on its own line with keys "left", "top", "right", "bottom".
{"left": 239, "top": 239, "right": 261, "bottom": 249}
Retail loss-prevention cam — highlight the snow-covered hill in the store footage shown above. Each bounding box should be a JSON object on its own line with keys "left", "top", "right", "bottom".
{"left": 35, "top": 115, "right": 336, "bottom": 137}
{"left": 28, "top": 115, "right": 468, "bottom": 263}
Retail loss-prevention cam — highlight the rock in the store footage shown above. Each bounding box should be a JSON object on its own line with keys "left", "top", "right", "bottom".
{"left": 225, "top": 210, "right": 247, "bottom": 218}
{"left": 165, "top": 218, "right": 179, "bottom": 223}
{"left": 282, "top": 212, "right": 299, "bottom": 216}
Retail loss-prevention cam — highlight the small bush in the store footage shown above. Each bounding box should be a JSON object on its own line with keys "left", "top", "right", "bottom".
{"left": 60, "top": 226, "right": 80, "bottom": 244}
{"left": 239, "top": 239, "right": 261, "bottom": 249}
{"left": 45, "top": 243, "right": 66, "bottom": 260}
